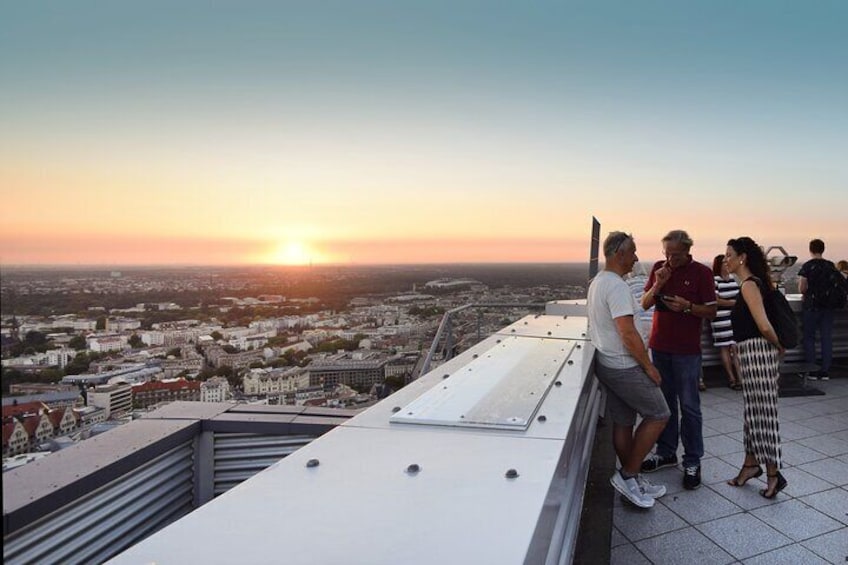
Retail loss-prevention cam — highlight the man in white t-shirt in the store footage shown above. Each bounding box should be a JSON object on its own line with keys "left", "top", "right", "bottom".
{"left": 588, "top": 231, "right": 670, "bottom": 509}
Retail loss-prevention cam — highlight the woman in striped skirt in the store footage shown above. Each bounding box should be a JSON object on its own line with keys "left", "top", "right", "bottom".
{"left": 711, "top": 254, "right": 742, "bottom": 389}
{"left": 724, "top": 237, "right": 787, "bottom": 499}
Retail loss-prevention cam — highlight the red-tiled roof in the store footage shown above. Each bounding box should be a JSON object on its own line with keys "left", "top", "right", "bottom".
{"left": 22, "top": 414, "right": 43, "bottom": 436}
{"left": 132, "top": 379, "right": 201, "bottom": 393}
{"left": 48, "top": 409, "right": 66, "bottom": 428}
{"left": 2, "top": 421, "right": 20, "bottom": 445}
{"left": 2, "top": 401, "right": 49, "bottom": 419}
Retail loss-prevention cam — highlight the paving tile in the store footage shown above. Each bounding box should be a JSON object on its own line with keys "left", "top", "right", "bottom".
{"left": 800, "top": 488, "right": 848, "bottom": 525}
{"left": 812, "top": 398, "right": 848, "bottom": 416}
{"left": 707, "top": 401, "right": 743, "bottom": 417}
{"left": 705, "top": 416, "right": 744, "bottom": 434}
{"left": 778, "top": 395, "right": 820, "bottom": 407}
{"left": 659, "top": 484, "right": 741, "bottom": 524}
{"left": 702, "top": 423, "right": 723, "bottom": 438}
{"left": 610, "top": 527, "right": 628, "bottom": 547}
{"left": 778, "top": 405, "right": 817, "bottom": 422}
{"left": 800, "top": 528, "right": 848, "bottom": 564}
{"left": 699, "top": 456, "right": 740, "bottom": 486}
{"left": 781, "top": 440, "right": 829, "bottom": 467}
{"left": 704, "top": 478, "right": 776, "bottom": 510}
{"left": 750, "top": 499, "right": 843, "bottom": 541}
{"left": 796, "top": 458, "right": 848, "bottom": 486}
{"left": 795, "top": 435, "right": 848, "bottom": 457}
{"left": 832, "top": 429, "right": 848, "bottom": 443}
{"left": 727, "top": 431, "right": 744, "bottom": 443}
{"left": 614, "top": 501, "right": 688, "bottom": 542}
{"left": 610, "top": 543, "right": 651, "bottom": 565}
{"left": 704, "top": 434, "right": 745, "bottom": 457}
{"left": 696, "top": 513, "right": 792, "bottom": 560}
{"left": 778, "top": 420, "right": 821, "bottom": 441}
{"left": 781, "top": 466, "right": 837, "bottom": 497}
{"left": 797, "top": 415, "right": 848, "bottom": 434}
{"left": 741, "top": 543, "right": 831, "bottom": 564}
{"left": 635, "top": 526, "right": 735, "bottom": 565}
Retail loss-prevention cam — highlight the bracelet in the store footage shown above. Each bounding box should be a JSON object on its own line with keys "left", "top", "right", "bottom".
{"left": 683, "top": 303, "right": 693, "bottom": 314}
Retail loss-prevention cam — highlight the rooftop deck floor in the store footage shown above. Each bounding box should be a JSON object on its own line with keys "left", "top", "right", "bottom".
{"left": 611, "top": 364, "right": 848, "bottom": 564}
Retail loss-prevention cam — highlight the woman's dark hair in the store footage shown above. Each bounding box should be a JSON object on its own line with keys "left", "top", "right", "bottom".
{"left": 727, "top": 237, "right": 773, "bottom": 290}
{"left": 712, "top": 254, "right": 724, "bottom": 276}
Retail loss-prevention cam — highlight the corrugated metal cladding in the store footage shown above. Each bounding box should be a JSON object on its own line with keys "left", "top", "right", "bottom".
{"left": 3, "top": 441, "right": 194, "bottom": 565}
{"left": 213, "top": 433, "right": 317, "bottom": 496}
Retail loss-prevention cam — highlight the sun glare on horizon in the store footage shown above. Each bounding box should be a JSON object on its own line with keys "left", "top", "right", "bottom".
{"left": 268, "top": 241, "right": 319, "bottom": 266}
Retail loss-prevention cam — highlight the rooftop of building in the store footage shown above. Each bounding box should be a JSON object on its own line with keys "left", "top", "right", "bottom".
{"left": 606, "top": 361, "right": 848, "bottom": 564}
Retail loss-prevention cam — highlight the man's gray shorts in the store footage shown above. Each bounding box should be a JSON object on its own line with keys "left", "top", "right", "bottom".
{"left": 595, "top": 363, "right": 670, "bottom": 426}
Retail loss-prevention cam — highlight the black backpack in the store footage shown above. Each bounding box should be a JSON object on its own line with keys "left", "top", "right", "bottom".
{"left": 765, "top": 289, "right": 799, "bottom": 349}
{"left": 749, "top": 276, "right": 799, "bottom": 349}
{"left": 812, "top": 265, "right": 848, "bottom": 309}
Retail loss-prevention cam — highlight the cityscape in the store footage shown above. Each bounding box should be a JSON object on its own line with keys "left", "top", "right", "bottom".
{"left": 2, "top": 263, "right": 587, "bottom": 467}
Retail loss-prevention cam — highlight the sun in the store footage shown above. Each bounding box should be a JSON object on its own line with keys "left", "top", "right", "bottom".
{"left": 271, "top": 241, "right": 312, "bottom": 266}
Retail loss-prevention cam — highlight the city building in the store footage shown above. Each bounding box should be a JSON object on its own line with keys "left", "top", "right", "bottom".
{"left": 307, "top": 353, "right": 388, "bottom": 389}
{"left": 199, "top": 376, "right": 231, "bottom": 403}
{"left": 106, "top": 317, "right": 142, "bottom": 332}
{"left": 46, "top": 347, "right": 76, "bottom": 369}
{"left": 243, "top": 367, "right": 309, "bottom": 396}
{"left": 2, "top": 420, "right": 30, "bottom": 456}
{"left": 87, "top": 383, "right": 132, "bottom": 419}
{"left": 2, "top": 390, "right": 83, "bottom": 411}
{"left": 131, "top": 379, "right": 201, "bottom": 409}
{"left": 87, "top": 334, "right": 129, "bottom": 353}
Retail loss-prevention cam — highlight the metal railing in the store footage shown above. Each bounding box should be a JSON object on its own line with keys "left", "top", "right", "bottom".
{"left": 421, "top": 302, "right": 547, "bottom": 375}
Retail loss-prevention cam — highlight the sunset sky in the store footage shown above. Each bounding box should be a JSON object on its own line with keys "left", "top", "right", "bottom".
{"left": 2, "top": 1, "right": 846, "bottom": 266}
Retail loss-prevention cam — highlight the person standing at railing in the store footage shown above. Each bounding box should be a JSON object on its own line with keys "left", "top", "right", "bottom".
{"left": 711, "top": 254, "right": 742, "bottom": 390}
{"left": 588, "top": 231, "right": 670, "bottom": 509}
{"left": 798, "top": 239, "right": 846, "bottom": 381}
{"left": 838, "top": 260, "right": 848, "bottom": 279}
{"left": 639, "top": 230, "right": 716, "bottom": 491}
{"left": 724, "top": 237, "right": 787, "bottom": 499}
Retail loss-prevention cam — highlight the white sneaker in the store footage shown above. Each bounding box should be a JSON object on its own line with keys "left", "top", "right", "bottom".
{"left": 611, "top": 471, "right": 654, "bottom": 508}
{"left": 636, "top": 474, "right": 667, "bottom": 499}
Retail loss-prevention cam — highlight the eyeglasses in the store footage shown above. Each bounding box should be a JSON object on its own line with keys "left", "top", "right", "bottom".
{"left": 612, "top": 234, "right": 633, "bottom": 254}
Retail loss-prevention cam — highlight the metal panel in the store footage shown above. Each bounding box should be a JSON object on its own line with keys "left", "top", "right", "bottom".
{"left": 3, "top": 441, "right": 194, "bottom": 565}
{"left": 391, "top": 337, "right": 577, "bottom": 430}
{"left": 212, "top": 433, "right": 316, "bottom": 495}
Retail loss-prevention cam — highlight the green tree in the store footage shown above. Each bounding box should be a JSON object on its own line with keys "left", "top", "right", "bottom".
{"left": 95, "top": 316, "right": 107, "bottom": 330}
{"left": 128, "top": 334, "right": 144, "bottom": 348}
{"left": 210, "top": 331, "right": 223, "bottom": 341}
{"left": 69, "top": 335, "right": 87, "bottom": 350}
{"left": 166, "top": 347, "right": 182, "bottom": 358}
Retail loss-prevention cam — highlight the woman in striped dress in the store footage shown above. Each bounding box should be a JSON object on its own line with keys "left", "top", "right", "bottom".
{"left": 724, "top": 237, "right": 787, "bottom": 499}
{"left": 710, "top": 255, "right": 741, "bottom": 390}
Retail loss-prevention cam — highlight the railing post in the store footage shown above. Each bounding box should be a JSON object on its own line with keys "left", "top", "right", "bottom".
{"left": 194, "top": 430, "right": 215, "bottom": 508}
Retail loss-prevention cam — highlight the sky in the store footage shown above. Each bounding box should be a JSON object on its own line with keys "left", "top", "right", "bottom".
{"left": 1, "top": 0, "right": 846, "bottom": 266}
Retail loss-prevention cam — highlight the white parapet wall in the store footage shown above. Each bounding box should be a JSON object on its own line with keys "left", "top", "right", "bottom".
{"left": 109, "top": 314, "right": 601, "bottom": 565}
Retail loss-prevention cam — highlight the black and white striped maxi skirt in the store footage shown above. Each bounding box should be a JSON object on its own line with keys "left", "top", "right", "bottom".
{"left": 736, "top": 337, "right": 782, "bottom": 467}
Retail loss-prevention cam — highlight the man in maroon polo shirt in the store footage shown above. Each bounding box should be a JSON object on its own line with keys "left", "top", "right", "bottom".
{"left": 639, "top": 230, "right": 717, "bottom": 490}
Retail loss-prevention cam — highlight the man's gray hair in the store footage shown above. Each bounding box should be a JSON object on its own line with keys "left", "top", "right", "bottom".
{"left": 662, "top": 229, "right": 693, "bottom": 249}
{"left": 603, "top": 231, "right": 633, "bottom": 258}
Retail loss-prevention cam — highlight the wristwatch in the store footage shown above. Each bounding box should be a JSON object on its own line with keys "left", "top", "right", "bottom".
{"left": 683, "top": 303, "right": 693, "bottom": 314}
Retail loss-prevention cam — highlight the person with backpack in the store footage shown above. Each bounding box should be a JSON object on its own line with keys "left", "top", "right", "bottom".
{"left": 724, "top": 237, "right": 787, "bottom": 499}
{"left": 797, "top": 238, "right": 847, "bottom": 381}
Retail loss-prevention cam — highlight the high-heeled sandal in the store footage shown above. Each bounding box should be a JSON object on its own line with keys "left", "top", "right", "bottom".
{"left": 727, "top": 464, "right": 763, "bottom": 487}
{"left": 760, "top": 471, "right": 787, "bottom": 499}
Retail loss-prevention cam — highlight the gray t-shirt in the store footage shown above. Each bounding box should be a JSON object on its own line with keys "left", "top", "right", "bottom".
{"left": 588, "top": 270, "right": 639, "bottom": 369}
